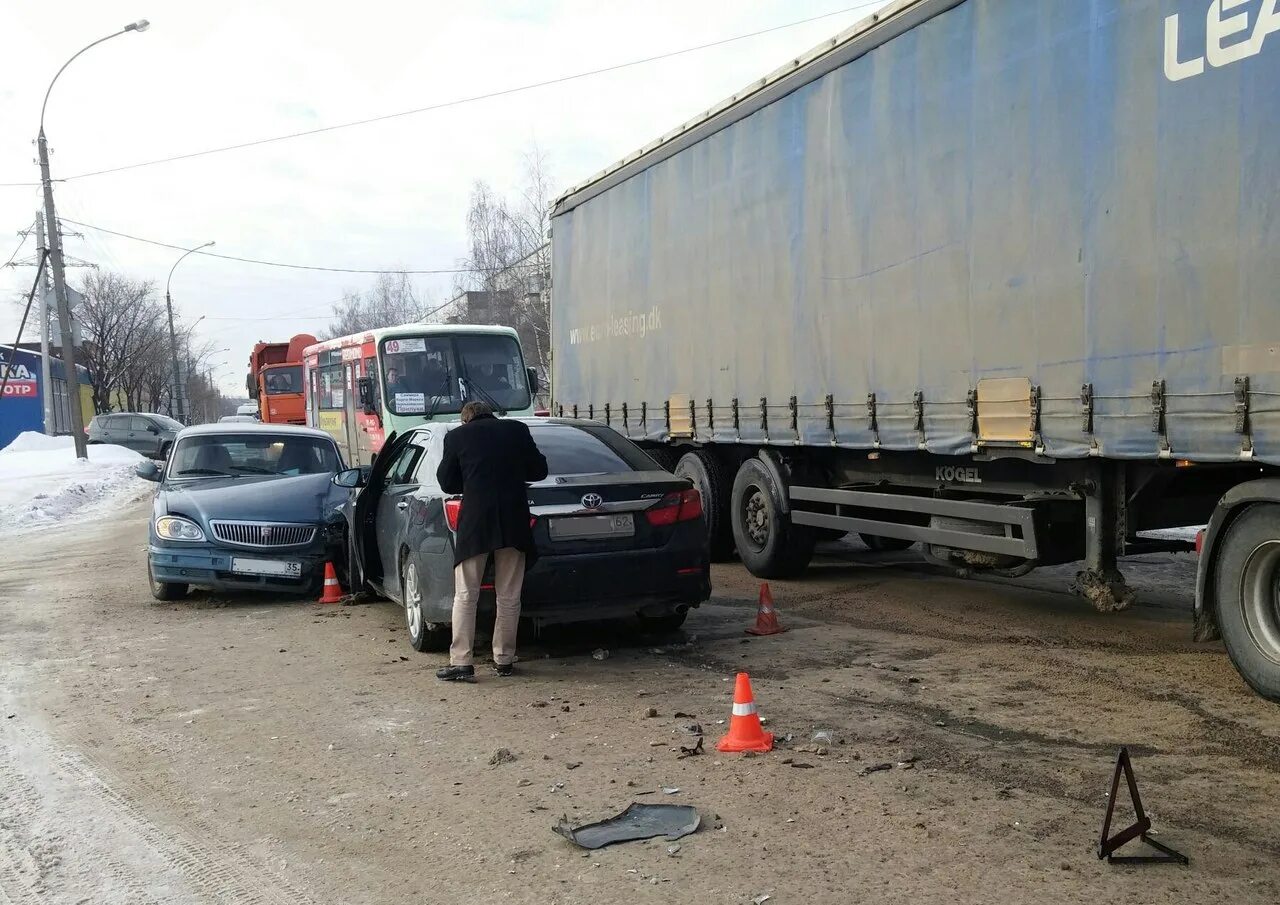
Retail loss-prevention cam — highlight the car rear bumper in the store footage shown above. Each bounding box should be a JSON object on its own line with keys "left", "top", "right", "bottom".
{"left": 418, "top": 546, "right": 711, "bottom": 624}
{"left": 148, "top": 543, "right": 329, "bottom": 595}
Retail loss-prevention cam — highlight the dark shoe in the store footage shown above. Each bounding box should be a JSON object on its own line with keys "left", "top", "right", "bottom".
{"left": 436, "top": 665, "right": 475, "bottom": 682}
{"left": 493, "top": 662, "right": 515, "bottom": 677}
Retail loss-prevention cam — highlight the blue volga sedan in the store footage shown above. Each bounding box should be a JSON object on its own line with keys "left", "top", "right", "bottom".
{"left": 135, "top": 423, "right": 349, "bottom": 600}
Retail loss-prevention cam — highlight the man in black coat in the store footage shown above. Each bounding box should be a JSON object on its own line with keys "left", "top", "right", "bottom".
{"left": 435, "top": 401, "right": 548, "bottom": 681}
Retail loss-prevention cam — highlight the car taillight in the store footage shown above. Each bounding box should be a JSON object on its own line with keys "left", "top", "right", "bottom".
{"left": 1195, "top": 528, "right": 1205, "bottom": 556}
{"left": 444, "top": 498, "right": 462, "bottom": 532}
{"left": 645, "top": 489, "right": 703, "bottom": 526}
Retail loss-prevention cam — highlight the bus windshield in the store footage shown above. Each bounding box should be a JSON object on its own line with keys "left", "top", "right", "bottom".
{"left": 380, "top": 333, "right": 530, "bottom": 416}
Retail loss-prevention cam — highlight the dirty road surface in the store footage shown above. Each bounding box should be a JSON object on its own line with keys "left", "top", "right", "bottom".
{"left": 1, "top": 500, "right": 1278, "bottom": 904}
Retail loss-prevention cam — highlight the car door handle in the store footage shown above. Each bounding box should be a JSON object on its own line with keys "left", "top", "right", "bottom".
{"left": 397, "top": 500, "right": 409, "bottom": 510}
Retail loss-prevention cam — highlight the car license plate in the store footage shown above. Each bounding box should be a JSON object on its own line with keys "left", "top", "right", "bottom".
{"left": 548, "top": 513, "right": 635, "bottom": 540}
{"left": 231, "top": 557, "right": 302, "bottom": 578}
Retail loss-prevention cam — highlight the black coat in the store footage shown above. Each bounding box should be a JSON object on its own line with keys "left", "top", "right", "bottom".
{"left": 436, "top": 415, "right": 549, "bottom": 566}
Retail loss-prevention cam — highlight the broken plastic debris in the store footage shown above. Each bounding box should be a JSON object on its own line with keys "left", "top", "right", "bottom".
{"left": 661, "top": 787, "right": 680, "bottom": 794}
{"left": 553, "top": 803, "right": 700, "bottom": 850}
{"left": 592, "top": 649, "right": 610, "bottom": 660}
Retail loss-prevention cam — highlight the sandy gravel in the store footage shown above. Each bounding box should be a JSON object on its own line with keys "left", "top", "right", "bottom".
{"left": 1, "top": 501, "right": 1277, "bottom": 904}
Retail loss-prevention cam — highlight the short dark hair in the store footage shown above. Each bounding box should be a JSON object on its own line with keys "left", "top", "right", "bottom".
{"left": 460, "top": 401, "right": 494, "bottom": 423}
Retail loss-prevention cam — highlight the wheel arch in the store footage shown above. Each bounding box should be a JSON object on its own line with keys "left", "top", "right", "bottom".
{"left": 1195, "top": 478, "right": 1280, "bottom": 642}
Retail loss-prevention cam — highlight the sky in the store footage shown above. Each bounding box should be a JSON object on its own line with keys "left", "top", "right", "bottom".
{"left": 1, "top": 0, "right": 892, "bottom": 396}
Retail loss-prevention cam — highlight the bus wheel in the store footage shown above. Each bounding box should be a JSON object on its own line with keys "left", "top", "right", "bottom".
{"left": 675, "top": 451, "right": 733, "bottom": 561}
{"left": 730, "top": 458, "right": 814, "bottom": 579}
{"left": 1215, "top": 504, "right": 1280, "bottom": 702}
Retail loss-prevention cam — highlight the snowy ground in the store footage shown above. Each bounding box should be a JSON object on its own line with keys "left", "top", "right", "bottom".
{"left": 0, "top": 433, "right": 151, "bottom": 537}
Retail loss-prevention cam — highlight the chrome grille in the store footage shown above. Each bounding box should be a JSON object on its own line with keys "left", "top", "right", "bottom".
{"left": 210, "top": 521, "right": 316, "bottom": 548}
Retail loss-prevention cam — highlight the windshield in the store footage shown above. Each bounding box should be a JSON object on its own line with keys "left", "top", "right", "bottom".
{"left": 168, "top": 433, "right": 340, "bottom": 479}
{"left": 152, "top": 415, "right": 184, "bottom": 431}
{"left": 381, "top": 334, "right": 530, "bottom": 416}
{"left": 263, "top": 365, "right": 303, "bottom": 395}
{"left": 528, "top": 423, "right": 665, "bottom": 476}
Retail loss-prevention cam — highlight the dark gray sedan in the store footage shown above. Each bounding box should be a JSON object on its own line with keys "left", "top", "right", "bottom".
{"left": 337, "top": 419, "right": 711, "bottom": 651}
{"left": 135, "top": 423, "right": 349, "bottom": 599}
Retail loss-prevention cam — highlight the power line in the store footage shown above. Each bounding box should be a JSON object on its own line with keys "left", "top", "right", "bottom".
{"left": 0, "top": 2, "right": 885, "bottom": 187}
{"left": 61, "top": 217, "right": 539, "bottom": 275}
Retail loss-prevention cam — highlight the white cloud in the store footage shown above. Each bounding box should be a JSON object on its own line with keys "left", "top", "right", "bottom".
{"left": 1, "top": 0, "right": 890, "bottom": 395}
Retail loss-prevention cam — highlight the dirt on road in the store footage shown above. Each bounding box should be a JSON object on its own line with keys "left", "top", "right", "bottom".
{"left": 1, "top": 500, "right": 1278, "bottom": 905}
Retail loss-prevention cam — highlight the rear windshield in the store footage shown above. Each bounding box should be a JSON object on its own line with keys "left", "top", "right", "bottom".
{"left": 528, "top": 423, "right": 664, "bottom": 476}
{"left": 169, "top": 434, "right": 339, "bottom": 479}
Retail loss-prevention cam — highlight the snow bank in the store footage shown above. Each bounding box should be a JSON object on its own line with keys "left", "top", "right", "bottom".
{"left": 0, "top": 432, "right": 151, "bottom": 535}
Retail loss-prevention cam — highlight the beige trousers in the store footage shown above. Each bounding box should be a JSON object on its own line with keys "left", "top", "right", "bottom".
{"left": 450, "top": 548, "right": 526, "bottom": 666}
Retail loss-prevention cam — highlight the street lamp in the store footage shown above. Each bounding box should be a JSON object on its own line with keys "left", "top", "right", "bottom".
{"left": 166, "top": 242, "right": 214, "bottom": 423}
{"left": 38, "top": 19, "right": 151, "bottom": 457}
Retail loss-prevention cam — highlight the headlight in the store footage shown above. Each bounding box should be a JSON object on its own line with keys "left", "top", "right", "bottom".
{"left": 155, "top": 516, "right": 205, "bottom": 542}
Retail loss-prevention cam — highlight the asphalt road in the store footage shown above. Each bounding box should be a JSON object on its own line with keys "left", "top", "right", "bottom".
{"left": 1, "top": 501, "right": 1277, "bottom": 904}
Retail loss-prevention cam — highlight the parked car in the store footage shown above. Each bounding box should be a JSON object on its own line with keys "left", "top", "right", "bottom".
{"left": 135, "top": 423, "right": 348, "bottom": 600}
{"left": 337, "top": 418, "right": 711, "bottom": 651}
{"left": 219, "top": 414, "right": 260, "bottom": 423}
{"left": 87, "top": 412, "right": 183, "bottom": 459}
{"left": 235, "top": 402, "right": 260, "bottom": 419}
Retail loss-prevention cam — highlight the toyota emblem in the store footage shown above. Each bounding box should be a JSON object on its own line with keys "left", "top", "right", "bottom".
{"left": 580, "top": 493, "right": 604, "bottom": 510}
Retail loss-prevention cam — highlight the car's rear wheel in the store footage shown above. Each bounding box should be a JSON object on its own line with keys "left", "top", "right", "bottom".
{"left": 148, "top": 560, "right": 188, "bottom": 601}
{"left": 638, "top": 611, "right": 688, "bottom": 634}
{"left": 730, "top": 458, "right": 815, "bottom": 578}
{"left": 402, "top": 557, "right": 448, "bottom": 652}
{"left": 675, "top": 450, "right": 733, "bottom": 561}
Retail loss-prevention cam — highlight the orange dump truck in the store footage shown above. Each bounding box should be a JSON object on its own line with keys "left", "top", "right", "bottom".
{"left": 246, "top": 333, "right": 317, "bottom": 424}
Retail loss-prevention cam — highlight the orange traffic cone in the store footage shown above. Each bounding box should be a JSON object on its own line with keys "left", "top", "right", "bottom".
{"left": 716, "top": 672, "right": 774, "bottom": 753}
{"left": 317, "top": 562, "right": 343, "bottom": 604}
{"left": 746, "top": 582, "right": 785, "bottom": 636}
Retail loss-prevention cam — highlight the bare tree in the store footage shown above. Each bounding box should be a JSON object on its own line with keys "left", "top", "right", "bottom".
{"left": 76, "top": 271, "right": 169, "bottom": 414}
{"left": 325, "top": 272, "right": 424, "bottom": 338}
{"left": 452, "top": 147, "right": 553, "bottom": 383}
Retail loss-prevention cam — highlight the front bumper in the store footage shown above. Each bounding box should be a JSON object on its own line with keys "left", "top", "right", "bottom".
{"left": 148, "top": 543, "right": 330, "bottom": 595}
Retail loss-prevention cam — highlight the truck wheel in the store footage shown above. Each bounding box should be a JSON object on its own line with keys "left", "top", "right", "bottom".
{"left": 1214, "top": 504, "right": 1280, "bottom": 702}
{"left": 730, "top": 458, "right": 814, "bottom": 579}
{"left": 860, "top": 534, "right": 915, "bottom": 552}
{"left": 675, "top": 451, "right": 733, "bottom": 560}
{"left": 645, "top": 447, "right": 679, "bottom": 472}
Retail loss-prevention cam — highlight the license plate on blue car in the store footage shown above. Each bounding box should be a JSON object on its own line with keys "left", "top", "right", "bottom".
{"left": 548, "top": 513, "right": 635, "bottom": 540}
{"left": 231, "top": 557, "right": 302, "bottom": 577}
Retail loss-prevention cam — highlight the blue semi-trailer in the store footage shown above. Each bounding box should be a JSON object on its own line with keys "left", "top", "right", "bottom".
{"left": 549, "top": 0, "right": 1280, "bottom": 699}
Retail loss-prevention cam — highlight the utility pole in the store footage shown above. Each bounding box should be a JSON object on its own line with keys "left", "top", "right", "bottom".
{"left": 36, "top": 19, "right": 150, "bottom": 456}
{"left": 34, "top": 212, "right": 55, "bottom": 434}
{"left": 37, "top": 138, "right": 88, "bottom": 457}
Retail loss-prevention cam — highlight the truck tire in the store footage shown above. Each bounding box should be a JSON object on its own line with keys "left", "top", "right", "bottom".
{"left": 645, "top": 446, "right": 679, "bottom": 472}
{"left": 675, "top": 451, "right": 734, "bottom": 560}
{"left": 1214, "top": 504, "right": 1280, "bottom": 702}
{"left": 731, "top": 458, "right": 815, "bottom": 579}
{"left": 860, "top": 534, "right": 914, "bottom": 552}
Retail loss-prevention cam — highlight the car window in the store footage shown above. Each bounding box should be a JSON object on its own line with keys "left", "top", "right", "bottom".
{"left": 169, "top": 434, "right": 340, "bottom": 478}
{"left": 410, "top": 431, "right": 439, "bottom": 485}
{"left": 384, "top": 441, "right": 425, "bottom": 486}
{"left": 131, "top": 417, "right": 155, "bottom": 432}
{"left": 528, "top": 423, "right": 665, "bottom": 476}
{"left": 153, "top": 415, "right": 184, "bottom": 431}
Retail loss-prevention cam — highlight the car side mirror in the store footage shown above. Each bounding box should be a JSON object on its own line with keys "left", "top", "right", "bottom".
{"left": 333, "top": 467, "right": 365, "bottom": 488}
{"left": 527, "top": 367, "right": 540, "bottom": 393}
{"left": 135, "top": 461, "right": 161, "bottom": 482}
{"left": 147, "top": 425, "right": 160, "bottom": 434}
